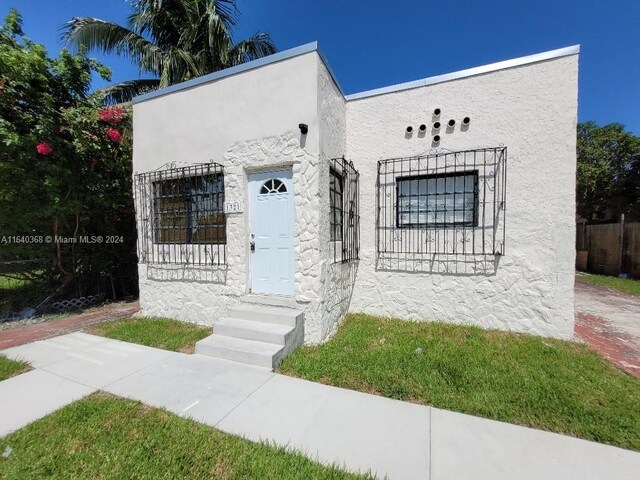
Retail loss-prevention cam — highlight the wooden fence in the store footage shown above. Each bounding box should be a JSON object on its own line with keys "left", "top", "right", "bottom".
{"left": 576, "top": 221, "right": 640, "bottom": 278}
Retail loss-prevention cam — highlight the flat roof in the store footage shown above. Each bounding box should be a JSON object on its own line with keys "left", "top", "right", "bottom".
{"left": 131, "top": 43, "right": 579, "bottom": 105}
{"left": 132, "top": 42, "right": 331, "bottom": 105}
{"left": 346, "top": 45, "right": 580, "bottom": 101}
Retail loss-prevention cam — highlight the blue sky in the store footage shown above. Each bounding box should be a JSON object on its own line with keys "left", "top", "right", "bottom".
{"left": 2, "top": 0, "right": 639, "bottom": 133}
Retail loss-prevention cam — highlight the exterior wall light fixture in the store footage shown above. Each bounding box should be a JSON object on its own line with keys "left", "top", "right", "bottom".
{"left": 299, "top": 123, "right": 308, "bottom": 135}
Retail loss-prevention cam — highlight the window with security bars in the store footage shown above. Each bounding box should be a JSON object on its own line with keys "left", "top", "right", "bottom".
{"left": 377, "top": 147, "right": 506, "bottom": 256}
{"left": 397, "top": 171, "right": 478, "bottom": 228}
{"left": 153, "top": 174, "right": 225, "bottom": 244}
{"left": 134, "top": 162, "right": 226, "bottom": 265}
{"left": 329, "top": 157, "right": 360, "bottom": 263}
{"left": 330, "top": 167, "right": 343, "bottom": 241}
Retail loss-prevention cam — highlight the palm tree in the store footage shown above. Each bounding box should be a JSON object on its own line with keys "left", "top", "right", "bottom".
{"left": 62, "top": 0, "right": 276, "bottom": 103}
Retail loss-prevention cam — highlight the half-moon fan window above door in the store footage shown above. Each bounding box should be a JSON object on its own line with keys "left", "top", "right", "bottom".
{"left": 260, "top": 178, "right": 287, "bottom": 194}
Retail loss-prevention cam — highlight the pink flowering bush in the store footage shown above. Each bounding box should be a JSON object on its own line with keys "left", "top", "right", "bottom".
{"left": 36, "top": 142, "right": 53, "bottom": 155}
{"left": 98, "top": 106, "right": 125, "bottom": 124}
{"left": 105, "top": 127, "right": 124, "bottom": 143}
{"left": 0, "top": 9, "right": 137, "bottom": 302}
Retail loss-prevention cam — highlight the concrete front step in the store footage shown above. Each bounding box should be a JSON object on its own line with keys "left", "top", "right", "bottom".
{"left": 196, "top": 301, "right": 304, "bottom": 369}
{"left": 195, "top": 335, "right": 284, "bottom": 369}
{"left": 213, "top": 317, "right": 294, "bottom": 345}
{"left": 227, "top": 304, "right": 303, "bottom": 327}
{"left": 240, "top": 294, "right": 297, "bottom": 308}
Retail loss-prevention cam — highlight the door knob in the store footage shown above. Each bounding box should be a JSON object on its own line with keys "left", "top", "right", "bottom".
{"left": 250, "top": 240, "right": 255, "bottom": 252}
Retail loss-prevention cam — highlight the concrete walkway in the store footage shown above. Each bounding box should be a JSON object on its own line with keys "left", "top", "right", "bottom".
{"left": 575, "top": 279, "right": 640, "bottom": 377}
{"left": 1, "top": 333, "right": 639, "bottom": 479}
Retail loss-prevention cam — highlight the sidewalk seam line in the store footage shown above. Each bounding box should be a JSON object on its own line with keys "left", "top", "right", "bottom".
{"left": 39, "top": 349, "right": 173, "bottom": 391}
{"left": 100, "top": 353, "right": 174, "bottom": 390}
{"left": 214, "top": 373, "right": 277, "bottom": 427}
{"left": 36, "top": 367, "right": 99, "bottom": 391}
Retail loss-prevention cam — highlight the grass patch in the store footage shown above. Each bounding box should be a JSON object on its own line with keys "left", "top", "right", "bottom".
{"left": 0, "top": 393, "right": 366, "bottom": 479}
{"left": 577, "top": 273, "right": 640, "bottom": 297}
{"left": 88, "top": 317, "right": 211, "bottom": 353}
{"left": 279, "top": 314, "right": 640, "bottom": 451}
{"left": 0, "top": 277, "right": 32, "bottom": 290}
{"left": 0, "top": 355, "right": 30, "bottom": 381}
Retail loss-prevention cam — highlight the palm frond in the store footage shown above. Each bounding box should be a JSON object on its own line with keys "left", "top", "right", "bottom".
{"left": 130, "top": 0, "right": 237, "bottom": 51}
{"left": 61, "top": 17, "right": 163, "bottom": 75}
{"left": 159, "top": 47, "right": 201, "bottom": 87}
{"left": 226, "top": 32, "right": 277, "bottom": 67}
{"left": 129, "top": 0, "right": 182, "bottom": 50}
{"left": 60, "top": 1, "right": 277, "bottom": 91}
{"left": 205, "top": 0, "right": 238, "bottom": 46}
{"left": 98, "top": 78, "right": 161, "bottom": 104}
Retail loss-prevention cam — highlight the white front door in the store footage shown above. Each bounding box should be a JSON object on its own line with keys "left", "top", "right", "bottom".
{"left": 248, "top": 169, "right": 295, "bottom": 295}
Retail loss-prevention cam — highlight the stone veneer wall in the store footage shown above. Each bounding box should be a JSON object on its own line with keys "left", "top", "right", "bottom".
{"left": 313, "top": 58, "right": 356, "bottom": 342}
{"left": 138, "top": 132, "right": 332, "bottom": 336}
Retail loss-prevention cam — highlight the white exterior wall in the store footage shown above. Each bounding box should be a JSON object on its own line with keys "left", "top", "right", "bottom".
{"left": 133, "top": 52, "right": 320, "bottom": 171}
{"left": 346, "top": 55, "right": 579, "bottom": 338}
{"left": 314, "top": 59, "right": 353, "bottom": 341}
{"left": 133, "top": 44, "right": 579, "bottom": 344}
{"left": 134, "top": 53, "right": 327, "bottom": 336}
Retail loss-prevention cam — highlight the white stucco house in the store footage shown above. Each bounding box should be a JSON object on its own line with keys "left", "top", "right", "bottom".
{"left": 132, "top": 42, "right": 579, "bottom": 368}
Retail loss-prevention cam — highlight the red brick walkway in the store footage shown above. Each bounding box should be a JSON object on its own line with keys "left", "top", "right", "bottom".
{"left": 0, "top": 300, "right": 139, "bottom": 350}
{"left": 574, "top": 280, "right": 640, "bottom": 378}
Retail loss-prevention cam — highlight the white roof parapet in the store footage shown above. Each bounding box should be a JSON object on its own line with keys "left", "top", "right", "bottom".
{"left": 132, "top": 42, "right": 329, "bottom": 104}
{"left": 345, "top": 45, "right": 580, "bottom": 101}
{"left": 131, "top": 43, "right": 579, "bottom": 105}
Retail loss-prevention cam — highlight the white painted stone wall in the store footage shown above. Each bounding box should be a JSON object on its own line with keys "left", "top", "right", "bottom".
{"left": 134, "top": 52, "right": 325, "bottom": 334}
{"left": 346, "top": 55, "right": 579, "bottom": 338}
{"left": 135, "top": 51, "right": 352, "bottom": 343}
{"left": 314, "top": 58, "right": 355, "bottom": 341}
{"left": 134, "top": 45, "right": 579, "bottom": 344}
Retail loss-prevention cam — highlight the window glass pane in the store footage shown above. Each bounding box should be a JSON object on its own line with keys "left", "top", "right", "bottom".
{"left": 190, "top": 175, "right": 225, "bottom": 244}
{"left": 397, "top": 172, "right": 476, "bottom": 227}
{"left": 260, "top": 178, "right": 287, "bottom": 194}
{"left": 330, "top": 168, "right": 343, "bottom": 241}
{"left": 154, "top": 172, "right": 224, "bottom": 244}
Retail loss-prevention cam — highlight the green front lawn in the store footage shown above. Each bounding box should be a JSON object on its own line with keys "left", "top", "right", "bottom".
{"left": 279, "top": 314, "right": 640, "bottom": 451}
{"left": 576, "top": 273, "right": 640, "bottom": 297}
{"left": 0, "top": 355, "right": 30, "bottom": 381}
{"left": 87, "top": 317, "right": 211, "bottom": 353}
{"left": 0, "top": 393, "right": 366, "bottom": 479}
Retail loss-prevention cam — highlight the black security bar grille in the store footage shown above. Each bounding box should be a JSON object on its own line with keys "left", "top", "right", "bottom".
{"left": 134, "top": 162, "right": 226, "bottom": 265}
{"left": 377, "top": 147, "right": 507, "bottom": 256}
{"left": 330, "top": 157, "right": 360, "bottom": 263}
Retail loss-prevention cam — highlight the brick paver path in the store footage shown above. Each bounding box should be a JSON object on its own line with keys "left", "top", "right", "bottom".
{"left": 0, "top": 300, "right": 139, "bottom": 350}
{"left": 574, "top": 279, "right": 640, "bottom": 378}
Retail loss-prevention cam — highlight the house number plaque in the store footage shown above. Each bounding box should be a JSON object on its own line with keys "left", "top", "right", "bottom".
{"left": 224, "top": 201, "right": 243, "bottom": 213}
